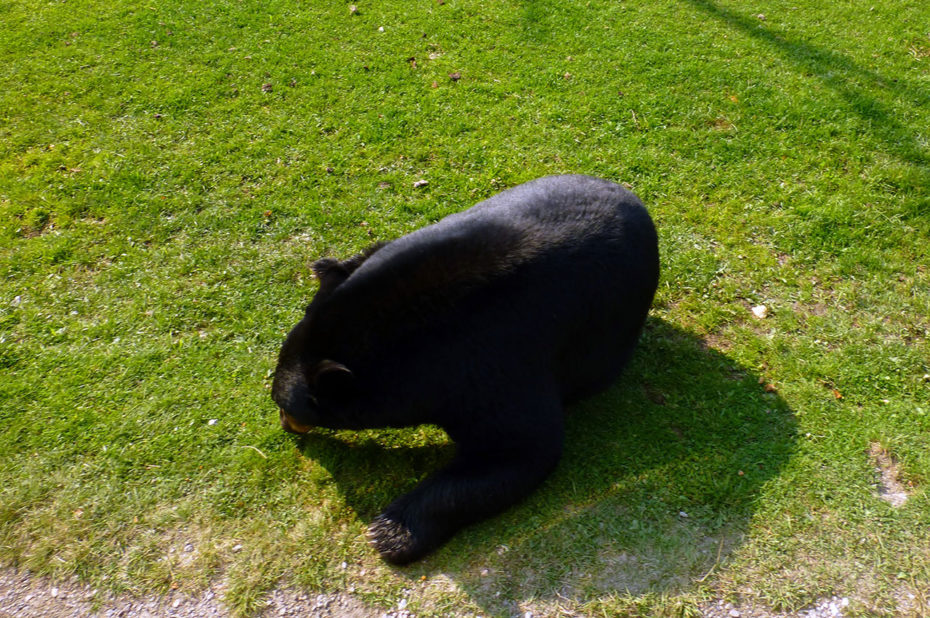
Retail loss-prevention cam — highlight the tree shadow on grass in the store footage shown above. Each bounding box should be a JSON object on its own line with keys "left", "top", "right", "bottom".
{"left": 685, "top": 0, "right": 930, "bottom": 171}
{"left": 296, "top": 318, "right": 797, "bottom": 613}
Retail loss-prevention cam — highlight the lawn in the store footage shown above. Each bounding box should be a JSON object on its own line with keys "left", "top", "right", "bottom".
{"left": 1, "top": 0, "right": 929, "bottom": 615}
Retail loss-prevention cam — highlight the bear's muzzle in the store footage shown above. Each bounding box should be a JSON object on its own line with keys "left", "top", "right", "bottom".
{"left": 279, "top": 408, "right": 312, "bottom": 434}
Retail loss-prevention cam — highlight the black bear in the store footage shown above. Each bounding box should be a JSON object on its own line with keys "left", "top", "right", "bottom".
{"left": 272, "top": 175, "right": 660, "bottom": 564}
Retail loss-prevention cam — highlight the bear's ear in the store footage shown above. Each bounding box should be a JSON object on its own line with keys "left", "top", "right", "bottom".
{"left": 311, "top": 259, "right": 350, "bottom": 292}
{"left": 312, "top": 360, "right": 355, "bottom": 400}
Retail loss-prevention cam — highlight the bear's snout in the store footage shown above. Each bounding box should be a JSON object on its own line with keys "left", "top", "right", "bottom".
{"left": 279, "top": 408, "right": 312, "bottom": 434}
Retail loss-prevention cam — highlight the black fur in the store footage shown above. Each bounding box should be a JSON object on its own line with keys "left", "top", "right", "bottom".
{"left": 272, "top": 175, "right": 660, "bottom": 564}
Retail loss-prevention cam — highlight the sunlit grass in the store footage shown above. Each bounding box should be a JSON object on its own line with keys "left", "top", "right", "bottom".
{"left": 2, "top": 0, "right": 929, "bottom": 614}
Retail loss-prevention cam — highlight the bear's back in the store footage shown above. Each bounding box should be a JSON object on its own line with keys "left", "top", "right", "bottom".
{"left": 305, "top": 176, "right": 657, "bottom": 407}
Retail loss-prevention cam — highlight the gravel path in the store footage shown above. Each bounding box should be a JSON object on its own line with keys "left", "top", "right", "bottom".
{"left": 0, "top": 569, "right": 376, "bottom": 618}
{"left": 1, "top": 568, "right": 861, "bottom": 617}
{"left": 699, "top": 597, "right": 851, "bottom": 618}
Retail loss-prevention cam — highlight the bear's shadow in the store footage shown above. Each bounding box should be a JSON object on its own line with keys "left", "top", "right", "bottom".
{"left": 296, "top": 318, "right": 797, "bottom": 612}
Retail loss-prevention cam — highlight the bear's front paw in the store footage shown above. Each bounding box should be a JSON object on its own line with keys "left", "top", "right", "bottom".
{"left": 367, "top": 512, "right": 433, "bottom": 565}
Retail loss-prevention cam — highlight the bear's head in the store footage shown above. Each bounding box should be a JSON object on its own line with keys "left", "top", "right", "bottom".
{"left": 271, "top": 319, "right": 358, "bottom": 433}
{"left": 271, "top": 258, "right": 364, "bottom": 433}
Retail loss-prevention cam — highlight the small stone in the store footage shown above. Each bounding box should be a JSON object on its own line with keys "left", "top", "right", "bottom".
{"left": 751, "top": 304, "right": 769, "bottom": 319}
{"left": 208, "top": 419, "right": 217, "bottom": 426}
{"left": 173, "top": 599, "right": 181, "bottom": 608}
{"left": 729, "top": 610, "right": 741, "bottom": 618}
{"left": 184, "top": 543, "right": 194, "bottom": 553}
{"left": 262, "top": 82, "right": 273, "bottom": 93}
{"left": 51, "top": 588, "right": 58, "bottom": 598}
{"left": 232, "top": 544, "right": 243, "bottom": 553}
{"left": 413, "top": 179, "right": 429, "bottom": 188}
{"left": 449, "top": 72, "right": 461, "bottom": 81}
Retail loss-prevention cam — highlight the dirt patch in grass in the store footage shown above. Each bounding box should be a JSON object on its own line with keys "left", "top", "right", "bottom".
{"left": 868, "top": 442, "right": 910, "bottom": 507}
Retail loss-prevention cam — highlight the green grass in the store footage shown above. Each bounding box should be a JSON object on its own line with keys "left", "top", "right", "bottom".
{"left": 1, "top": 0, "right": 929, "bottom": 615}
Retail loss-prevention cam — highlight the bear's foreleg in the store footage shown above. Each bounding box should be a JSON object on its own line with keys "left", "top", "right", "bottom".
{"left": 367, "top": 402, "right": 564, "bottom": 565}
